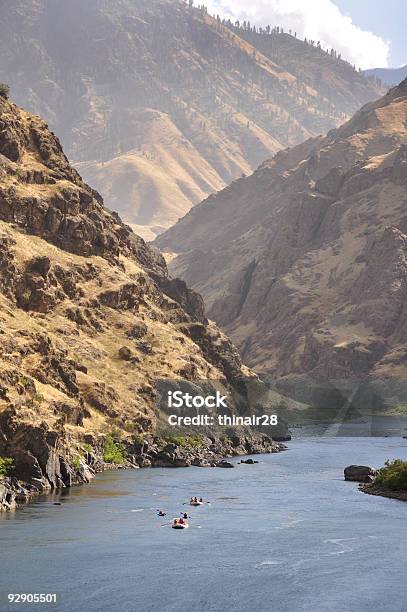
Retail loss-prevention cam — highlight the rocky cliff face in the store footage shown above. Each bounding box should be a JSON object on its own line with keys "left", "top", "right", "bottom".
{"left": 0, "top": 0, "right": 383, "bottom": 238}
{"left": 157, "top": 78, "right": 407, "bottom": 397}
{"left": 0, "top": 94, "right": 288, "bottom": 509}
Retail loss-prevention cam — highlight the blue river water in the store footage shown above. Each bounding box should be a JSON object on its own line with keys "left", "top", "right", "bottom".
{"left": 0, "top": 431, "right": 406, "bottom": 612}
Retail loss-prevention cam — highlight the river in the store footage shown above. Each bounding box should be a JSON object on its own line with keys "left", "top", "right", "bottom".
{"left": 1, "top": 425, "right": 406, "bottom": 612}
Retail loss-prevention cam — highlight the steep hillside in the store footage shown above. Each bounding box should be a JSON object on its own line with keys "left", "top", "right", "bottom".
{"left": 0, "top": 93, "right": 289, "bottom": 508}
{"left": 157, "top": 78, "right": 407, "bottom": 395}
{"left": 75, "top": 110, "right": 228, "bottom": 240}
{"left": 0, "top": 0, "right": 383, "bottom": 238}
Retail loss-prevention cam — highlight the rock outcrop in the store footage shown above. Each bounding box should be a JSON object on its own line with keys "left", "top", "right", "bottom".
{"left": 360, "top": 482, "right": 407, "bottom": 501}
{"left": 344, "top": 465, "right": 376, "bottom": 483}
{"left": 0, "top": 94, "right": 288, "bottom": 508}
{"left": 158, "top": 77, "right": 407, "bottom": 410}
{"left": 131, "top": 433, "right": 283, "bottom": 470}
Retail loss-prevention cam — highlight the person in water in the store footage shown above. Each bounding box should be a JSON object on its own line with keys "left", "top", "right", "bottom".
{"left": 182, "top": 512, "right": 189, "bottom": 519}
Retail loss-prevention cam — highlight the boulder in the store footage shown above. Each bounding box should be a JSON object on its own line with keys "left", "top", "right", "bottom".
{"left": 344, "top": 465, "right": 376, "bottom": 483}
{"left": 191, "top": 459, "right": 211, "bottom": 467}
{"left": 0, "top": 477, "right": 36, "bottom": 511}
{"left": 118, "top": 346, "right": 133, "bottom": 361}
{"left": 136, "top": 456, "right": 152, "bottom": 468}
{"left": 135, "top": 341, "right": 153, "bottom": 355}
{"left": 126, "top": 322, "right": 148, "bottom": 339}
{"left": 173, "top": 458, "right": 190, "bottom": 468}
{"left": 216, "top": 460, "right": 234, "bottom": 468}
{"left": 0, "top": 480, "right": 16, "bottom": 511}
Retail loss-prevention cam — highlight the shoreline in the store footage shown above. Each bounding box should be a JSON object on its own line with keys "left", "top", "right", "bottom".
{"left": 4, "top": 428, "right": 406, "bottom": 512}
{"left": 360, "top": 482, "right": 407, "bottom": 502}
{"left": 0, "top": 431, "right": 288, "bottom": 512}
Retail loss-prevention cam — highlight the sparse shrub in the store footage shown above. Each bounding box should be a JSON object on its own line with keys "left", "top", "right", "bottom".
{"left": 103, "top": 435, "right": 126, "bottom": 464}
{"left": 26, "top": 393, "right": 45, "bottom": 408}
{"left": 0, "top": 82, "right": 10, "bottom": 99}
{"left": 0, "top": 385, "right": 9, "bottom": 400}
{"left": 72, "top": 456, "right": 81, "bottom": 469}
{"left": 131, "top": 434, "right": 143, "bottom": 445}
{"left": 0, "top": 456, "right": 14, "bottom": 477}
{"left": 375, "top": 459, "right": 407, "bottom": 490}
{"left": 20, "top": 376, "right": 30, "bottom": 387}
{"left": 123, "top": 421, "right": 143, "bottom": 436}
{"left": 165, "top": 434, "right": 204, "bottom": 448}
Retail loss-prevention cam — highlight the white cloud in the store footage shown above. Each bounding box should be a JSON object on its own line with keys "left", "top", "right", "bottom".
{"left": 204, "top": 0, "right": 390, "bottom": 69}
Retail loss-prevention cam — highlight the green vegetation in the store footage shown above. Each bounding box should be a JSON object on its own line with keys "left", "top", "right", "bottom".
{"left": 81, "top": 443, "right": 93, "bottom": 454}
{"left": 382, "top": 404, "right": 407, "bottom": 417}
{"left": 219, "top": 434, "right": 231, "bottom": 443}
{"left": 0, "top": 456, "right": 14, "bottom": 477}
{"left": 72, "top": 456, "right": 82, "bottom": 469}
{"left": 103, "top": 436, "right": 127, "bottom": 464}
{"left": 375, "top": 459, "right": 407, "bottom": 491}
{"left": 126, "top": 431, "right": 143, "bottom": 445}
{"left": 122, "top": 421, "right": 143, "bottom": 438}
{"left": 19, "top": 376, "right": 30, "bottom": 388}
{"left": 0, "top": 82, "right": 10, "bottom": 99}
{"left": 26, "top": 393, "right": 45, "bottom": 409}
{"left": 165, "top": 435, "right": 204, "bottom": 449}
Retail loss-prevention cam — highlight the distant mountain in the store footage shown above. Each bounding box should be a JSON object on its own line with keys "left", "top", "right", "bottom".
{"left": 157, "top": 78, "right": 407, "bottom": 389}
{"left": 0, "top": 0, "right": 383, "bottom": 239}
{"left": 364, "top": 66, "right": 407, "bottom": 87}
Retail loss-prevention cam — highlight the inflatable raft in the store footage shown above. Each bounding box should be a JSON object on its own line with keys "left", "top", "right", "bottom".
{"left": 172, "top": 520, "right": 189, "bottom": 530}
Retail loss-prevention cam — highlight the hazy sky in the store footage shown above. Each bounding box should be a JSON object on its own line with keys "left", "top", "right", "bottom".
{"left": 205, "top": 0, "right": 406, "bottom": 69}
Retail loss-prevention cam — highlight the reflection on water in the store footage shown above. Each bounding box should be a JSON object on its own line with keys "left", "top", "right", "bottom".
{"left": 60, "top": 486, "right": 131, "bottom": 500}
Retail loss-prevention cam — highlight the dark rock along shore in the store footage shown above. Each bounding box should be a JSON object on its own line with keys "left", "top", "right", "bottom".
{"left": 360, "top": 482, "right": 407, "bottom": 502}
{"left": 344, "top": 465, "right": 376, "bottom": 484}
{"left": 0, "top": 431, "right": 286, "bottom": 511}
{"left": 344, "top": 464, "right": 407, "bottom": 502}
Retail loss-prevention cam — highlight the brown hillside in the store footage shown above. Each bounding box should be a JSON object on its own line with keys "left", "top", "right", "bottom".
{"left": 0, "top": 0, "right": 383, "bottom": 238}
{"left": 157, "top": 79, "right": 407, "bottom": 393}
{"left": 0, "top": 94, "right": 288, "bottom": 504}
